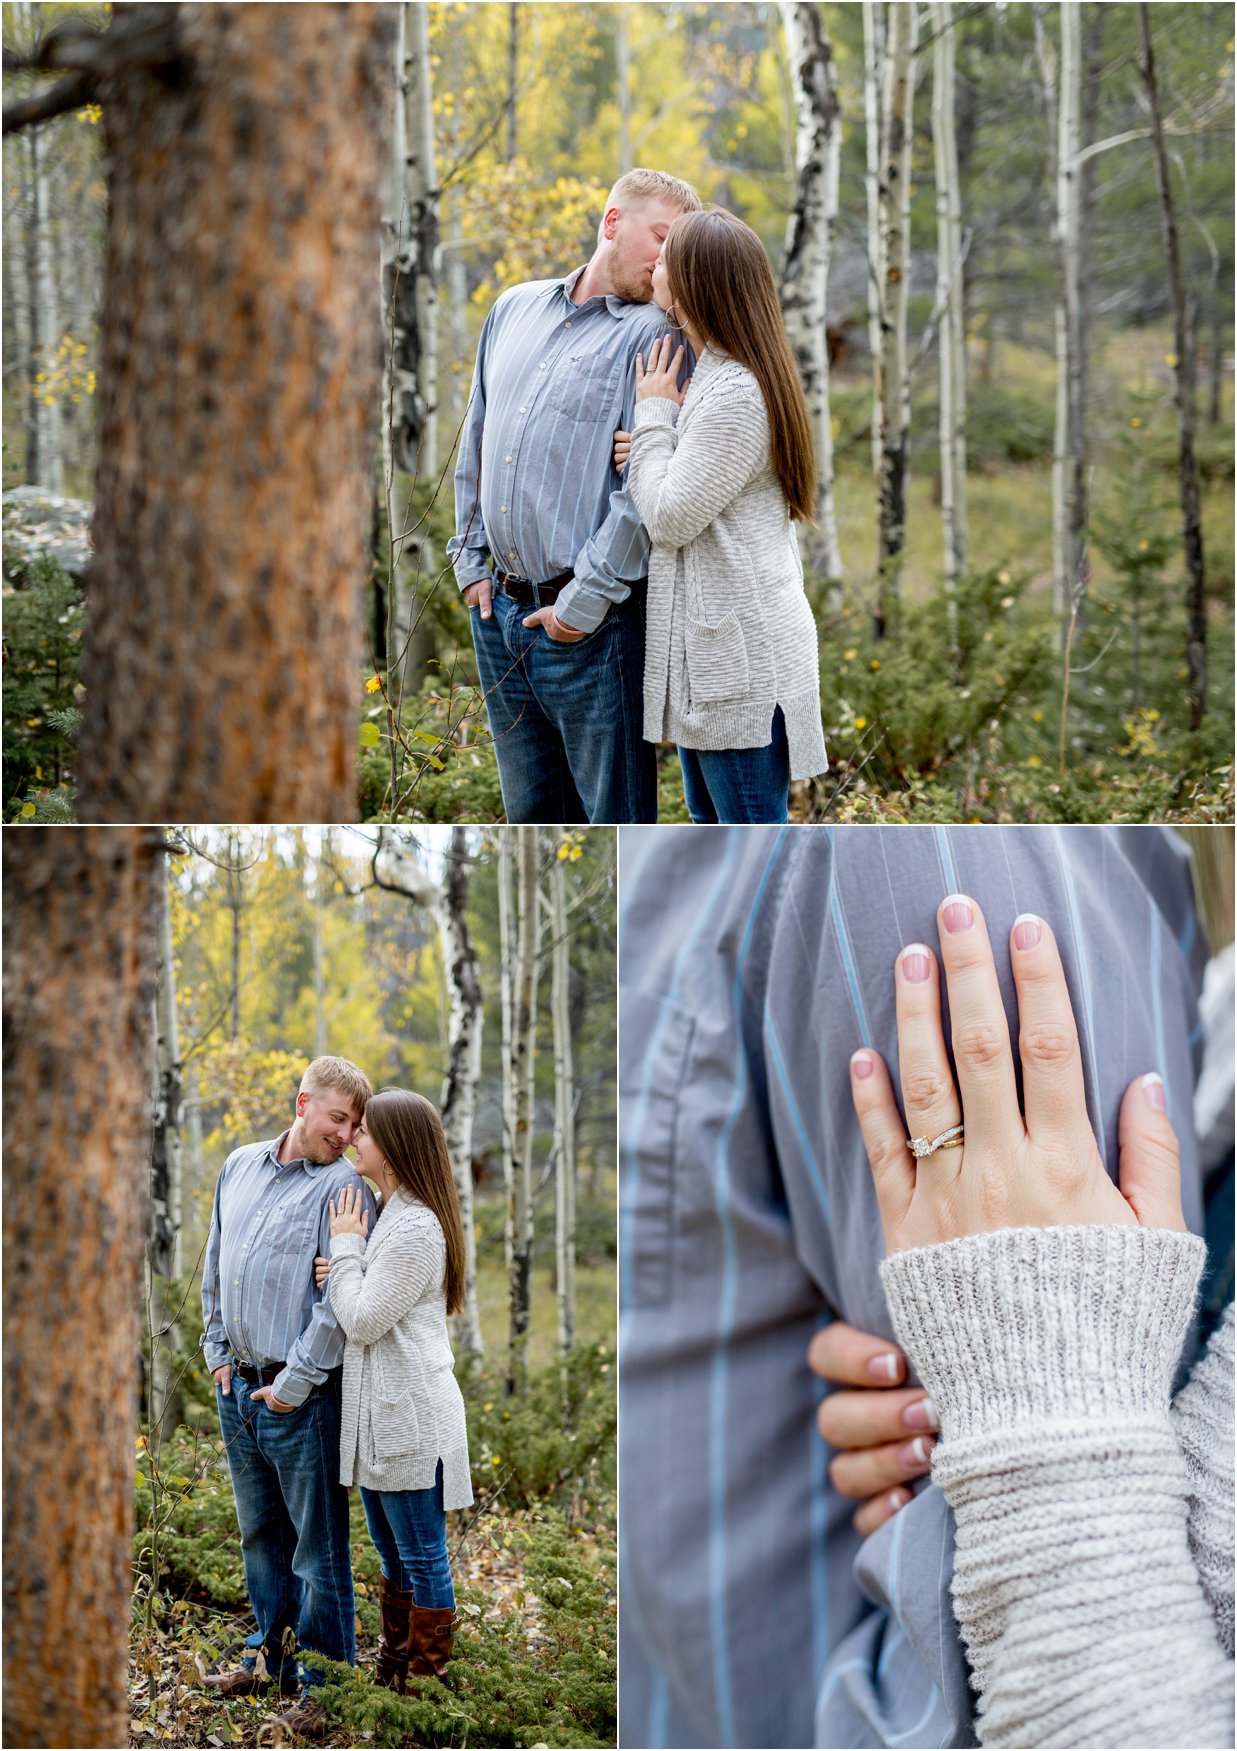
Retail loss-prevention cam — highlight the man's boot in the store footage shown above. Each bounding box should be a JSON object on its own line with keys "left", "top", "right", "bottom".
{"left": 270, "top": 1691, "right": 331, "bottom": 1742}
{"left": 407, "top": 1605, "right": 457, "bottom": 1683}
{"left": 373, "top": 1575, "right": 415, "bottom": 1692}
{"left": 203, "top": 1661, "right": 298, "bottom": 1699}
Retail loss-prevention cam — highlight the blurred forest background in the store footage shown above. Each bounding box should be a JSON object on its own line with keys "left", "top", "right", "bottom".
{"left": 5, "top": 824, "right": 618, "bottom": 1750}
{"left": 2, "top": 1, "right": 1233, "bottom": 822}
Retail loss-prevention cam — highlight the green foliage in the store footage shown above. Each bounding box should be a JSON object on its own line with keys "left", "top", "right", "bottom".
{"left": 2, "top": 554, "right": 83, "bottom": 815}
{"left": 464, "top": 1341, "right": 617, "bottom": 1511}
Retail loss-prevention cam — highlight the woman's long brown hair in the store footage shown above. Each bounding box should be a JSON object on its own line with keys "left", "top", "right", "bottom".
{"left": 363, "top": 1089, "right": 466, "bottom": 1316}
{"left": 662, "top": 208, "right": 817, "bottom": 523}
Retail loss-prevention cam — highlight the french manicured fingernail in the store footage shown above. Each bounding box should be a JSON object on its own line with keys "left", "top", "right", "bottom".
{"left": 851, "top": 1050, "right": 875, "bottom": 1080}
{"left": 941, "top": 894, "right": 974, "bottom": 934}
{"left": 1142, "top": 1072, "right": 1167, "bottom": 1113}
{"left": 1012, "top": 913, "right": 1042, "bottom": 951}
{"left": 899, "top": 944, "right": 932, "bottom": 984}
{"left": 887, "top": 1489, "right": 909, "bottom": 1514}
{"left": 903, "top": 1397, "right": 939, "bottom": 1431}
{"left": 900, "top": 1436, "right": 935, "bottom": 1467}
{"left": 868, "top": 1352, "right": 901, "bottom": 1382}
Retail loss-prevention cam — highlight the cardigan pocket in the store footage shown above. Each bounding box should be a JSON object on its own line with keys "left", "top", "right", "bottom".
{"left": 372, "top": 1385, "right": 421, "bottom": 1459}
{"left": 684, "top": 609, "right": 750, "bottom": 704}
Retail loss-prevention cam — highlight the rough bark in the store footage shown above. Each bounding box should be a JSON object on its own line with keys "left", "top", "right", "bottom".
{"left": 78, "top": 3, "right": 396, "bottom": 822}
{"left": 1139, "top": 4, "right": 1206, "bottom": 729}
{"left": 931, "top": 0, "right": 967, "bottom": 600}
{"left": 3, "top": 825, "right": 162, "bottom": 1750}
{"left": 779, "top": 0, "right": 843, "bottom": 588}
{"left": 549, "top": 839, "right": 576, "bottom": 1362}
{"left": 875, "top": 1, "right": 917, "bottom": 633}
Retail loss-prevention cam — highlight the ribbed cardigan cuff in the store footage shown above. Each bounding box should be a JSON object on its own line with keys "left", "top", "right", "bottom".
{"left": 632, "top": 397, "right": 680, "bottom": 431}
{"left": 329, "top": 1233, "right": 366, "bottom": 1260}
{"left": 880, "top": 1225, "right": 1206, "bottom": 1443}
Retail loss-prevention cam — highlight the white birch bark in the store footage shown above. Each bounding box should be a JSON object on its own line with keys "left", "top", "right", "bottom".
{"left": 375, "top": 826, "right": 485, "bottom": 1357}
{"left": 549, "top": 840, "right": 577, "bottom": 1361}
{"left": 875, "top": 1, "right": 918, "bottom": 627}
{"left": 404, "top": 0, "right": 440, "bottom": 480}
{"left": 931, "top": 0, "right": 968, "bottom": 597}
{"left": 149, "top": 849, "right": 183, "bottom": 1445}
{"left": 779, "top": 0, "right": 843, "bottom": 589}
{"left": 29, "top": 112, "right": 64, "bottom": 492}
{"left": 863, "top": 1, "right": 886, "bottom": 483}
{"left": 1038, "top": 2, "right": 1083, "bottom": 617}
{"left": 505, "top": 826, "right": 540, "bottom": 1393}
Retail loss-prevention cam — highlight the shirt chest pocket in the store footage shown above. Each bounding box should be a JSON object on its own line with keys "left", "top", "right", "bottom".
{"left": 264, "top": 1202, "right": 320, "bottom": 1263}
{"left": 547, "top": 351, "right": 623, "bottom": 423}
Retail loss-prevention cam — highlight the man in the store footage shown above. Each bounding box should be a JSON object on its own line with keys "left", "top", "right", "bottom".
{"left": 618, "top": 825, "right": 1212, "bottom": 1748}
{"left": 448, "top": 166, "right": 700, "bottom": 826}
{"left": 200, "top": 1056, "right": 379, "bottom": 1740}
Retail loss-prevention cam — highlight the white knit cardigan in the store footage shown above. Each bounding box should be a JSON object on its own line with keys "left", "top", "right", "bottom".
{"left": 328, "top": 1191, "right": 473, "bottom": 1508}
{"left": 626, "top": 345, "right": 828, "bottom": 780}
{"left": 882, "top": 1225, "right": 1234, "bottom": 1749}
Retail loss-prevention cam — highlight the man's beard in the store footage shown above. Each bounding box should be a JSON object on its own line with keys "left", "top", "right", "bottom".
{"left": 302, "top": 1135, "right": 345, "bottom": 1165}
{"left": 610, "top": 268, "right": 653, "bottom": 305}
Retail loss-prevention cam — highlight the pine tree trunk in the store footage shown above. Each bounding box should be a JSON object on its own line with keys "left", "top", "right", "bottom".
{"left": 874, "top": 1, "right": 917, "bottom": 634}
{"left": 550, "top": 839, "right": 576, "bottom": 1361}
{"left": 1139, "top": 4, "right": 1206, "bottom": 729}
{"left": 505, "top": 826, "right": 539, "bottom": 1395}
{"left": 3, "top": 826, "right": 162, "bottom": 1751}
{"left": 150, "top": 846, "right": 185, "bottom": 1445}
{"left": 779, "top": 1, "right": 843, "bottom": 590}
{"left": 931, "top": 0, "right": 967, "bottom": 602}
{"left": 78, "top": 3, "right": 396, "bottom": 822}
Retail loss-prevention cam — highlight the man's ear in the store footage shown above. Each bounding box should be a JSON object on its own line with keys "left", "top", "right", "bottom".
{"left": 295, "top": 1090, "right": 308, "bottom": 1117}
{"left": 602, "top": 204, "right": 621, "bottom": 240}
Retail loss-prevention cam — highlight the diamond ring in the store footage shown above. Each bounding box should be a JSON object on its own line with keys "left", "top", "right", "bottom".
{"left": 907, "top": 1125, "right": 965, "bottom": 1159}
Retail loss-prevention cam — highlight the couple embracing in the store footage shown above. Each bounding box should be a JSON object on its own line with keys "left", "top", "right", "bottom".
{"left": 199, "top": 1057, "right": 472, "bottom": 1742}
{"left": 450, "top": 166, "right": 827, "bottom": 827}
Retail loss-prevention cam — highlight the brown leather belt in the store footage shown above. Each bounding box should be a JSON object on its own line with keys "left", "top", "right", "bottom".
{"left": 496, "top": 570, "right": 573, "bottom": 606}
{"left": 234, "top": 1360, "right": 286, "bottom": 1388}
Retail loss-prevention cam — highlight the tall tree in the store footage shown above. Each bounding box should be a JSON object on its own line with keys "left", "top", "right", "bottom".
{"left": 1139, "top": 3, "right": 1207, "bottom": 729}
{"left": 375, "top": 826, "right": 485, "bottom": 1358}
{"left": 874, "top": 0, "right": 918, "bottom": 632}
{"left": 779, "top": 0, "right": 843, "bottom": 590}
{"left": 862, "top": 1, "right": 886, "bottom": 482}
{"left": 503, "top": 825, "right": 540, "bottom": 1395}
{"left": 548, "top": 836, "right": 577, "bottom": 1362}
{"left": 149, "top": 841, "right": 185, "bottom": 1445}
{"left": 5, "top": 5, "right": 397, "bottom": 821}
{"left": 3, "top": 826, "right": 163, "bottom": 1750}
{"left": 930, "top": 0, "right": 968, "bottom": 599}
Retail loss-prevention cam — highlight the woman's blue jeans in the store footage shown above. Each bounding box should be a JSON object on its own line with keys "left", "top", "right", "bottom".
{"left": 677, "top": 707, "right": 790, "bottom": 824}
{"left": 216, "top": 1375, "right": 355, "bottom": 1690}
{"left": 361, "top": 1461, "right": 455, "bottom": 1609}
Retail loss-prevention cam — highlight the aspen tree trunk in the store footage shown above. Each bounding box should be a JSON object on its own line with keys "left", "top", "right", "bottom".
{"left": 931, "top": 0, "right": 967, "bottom": 601}
{"left": 225, "top": 830, "right": 243, "bottom": 1042}
{"left": 375, "top": 827, "right": 485, "bottom": 1354}
{"left": 404, "top": 1, "right": 440, "bottom": 482}
{"left": 617, "top": 4, "right": 632, "bottom": 173}
{"left": 312, "top": 873, "right": 327, "bottom": 1058}
{"left": 439, "top": 826, "right": 484, "bottom": 1357}
{"left": 78, "top": 3, "right": 396, "bottom": 823}
{"left": 3, "top": 826, "right": 162, "bottom": 1751}
{"left": 780, "top": 1, "right": 843, "bottom": 591}
{"left": 498, "top": 832, "right": 516, "bottom": 1281}
{"left": 1038, "top": 1, "right": 1083, "bottom": 618}
{"left": 874, "top": 1, "right": 917, "bottom": 634}
{"left": 862, "top": 1, "right": 885, "bottom": 483}
{"left": 149, "top": 844, "right": 185, "bottom": 1445}
{"left": 1139, "top": 4, "right": 1206, "bottom": 729}
{"left": 1076, "top": 5, "right": 1103, "bottom": 566}
{"left": 550, "top": 838, "right": 577, "bottom": 1362}
{"left": 505, "top": 826, "right": 540, "bottom": 1395}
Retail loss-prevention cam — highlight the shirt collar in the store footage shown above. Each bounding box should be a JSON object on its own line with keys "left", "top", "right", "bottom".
{"left": 553, "top": 263, "right": 630, "bottom": 319}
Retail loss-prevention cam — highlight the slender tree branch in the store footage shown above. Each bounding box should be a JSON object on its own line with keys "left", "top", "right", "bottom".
{"left": 2, "top": 71, "right": 93, "bottom": 135}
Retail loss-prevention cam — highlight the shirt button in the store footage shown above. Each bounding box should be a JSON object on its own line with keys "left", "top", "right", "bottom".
{"left": 539, "top": 361, "right": 547, "bottom": 369}
{"left": 564, "top": 321, "right": 572, "bottom": 329}
{"left": 505, "top": 455, "right": 513, "bottom": 463}
{"left": 234, "top": 1279, "right": 241, "bottom": 1286}
{"left": 518, "top": 406, "right": 526, "bottom": 414}
{"left": 500, "top": 505, "right": 508, "bottom": 513}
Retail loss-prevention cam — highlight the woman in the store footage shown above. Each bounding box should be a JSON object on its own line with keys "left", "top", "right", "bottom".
{"left": 620, "top": 207, "right": 828, "bottom": 824}
{"left": 317, "top": 1088, "right": 473, "bottom": 1695}
{"left": 817, "top": 897, "right": 1233, "bottom": 1747}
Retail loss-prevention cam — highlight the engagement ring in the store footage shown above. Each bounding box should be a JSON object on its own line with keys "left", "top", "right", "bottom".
{"left": 907, "top": 1125, "right": 965, "bottom": 1159}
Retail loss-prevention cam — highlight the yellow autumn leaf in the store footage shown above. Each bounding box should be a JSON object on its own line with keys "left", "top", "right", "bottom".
{"left": 854, "top": 717, "right": 867, "bottom": 730}
{"left": 365, "top": 674, "right": 382, "bottom": 694}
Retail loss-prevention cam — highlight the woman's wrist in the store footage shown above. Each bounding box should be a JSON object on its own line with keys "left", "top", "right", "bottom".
{"left": 329, "top": 1232, "right": 366, "bottom": 1258}
{"left": 632, "top": 397, "right": 679, "bottom": 430}
{"left": 880, "top": 1224, "right": 1205, "bottom": 1444}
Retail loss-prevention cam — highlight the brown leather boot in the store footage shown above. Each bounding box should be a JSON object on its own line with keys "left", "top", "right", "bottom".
{"left": 407, "top": 1605, "right": 457, "bottom": 1682}
{"left": 373, "top": 1574, "right": 415, "bottom": 1691}
{"left": 202, "top": 1662, "right": 298, "bottom": 1698}
{"left": 269, "top": 1692, "right": 331, "bottom": 1741}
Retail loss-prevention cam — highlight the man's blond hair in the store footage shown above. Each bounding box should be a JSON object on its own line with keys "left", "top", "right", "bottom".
{"left": 300, "top": 1056, "right": 372, "bottom": 1113}
{"left": 603, "top": 168, "right": 702, "bottom": 232}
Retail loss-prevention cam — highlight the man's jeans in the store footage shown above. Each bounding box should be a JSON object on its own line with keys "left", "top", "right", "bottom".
{"left": 217, "top": 1375, "right": 354, "bottom": 1690}
{"left": 361, "top": 1462, "right": 454, "bottom": 1609}
{"left": 677, "top": 708, "right": 790, "bottom": 824}
{"left": 471, "top": 583, "right": 657, "bottom": 824}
